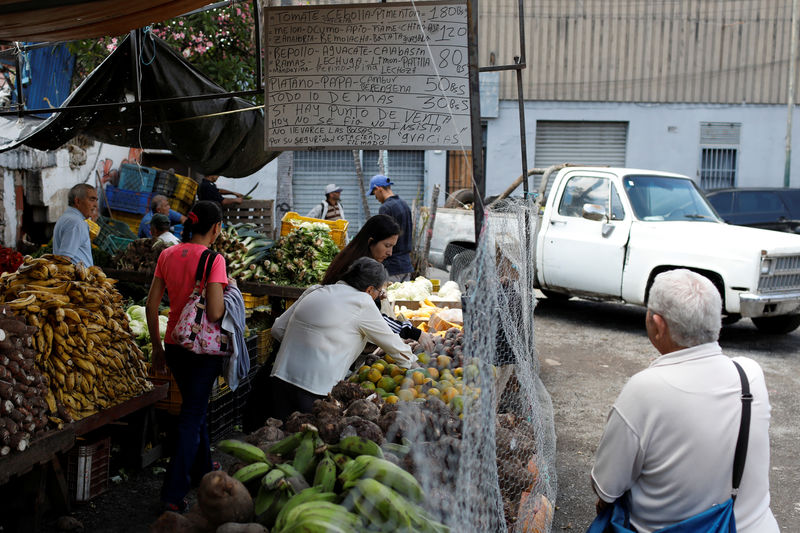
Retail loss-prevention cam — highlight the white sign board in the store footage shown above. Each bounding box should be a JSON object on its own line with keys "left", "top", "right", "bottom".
{"left": 264, "top": 1, "right": 471, "bottom": 150}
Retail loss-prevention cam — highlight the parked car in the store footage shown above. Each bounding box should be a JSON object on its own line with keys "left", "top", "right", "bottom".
{"left": 705, "top": 188, "right": 800, "bottom": 234}
{"left": 430, "top": 167, "right": 800, "bottom": 333}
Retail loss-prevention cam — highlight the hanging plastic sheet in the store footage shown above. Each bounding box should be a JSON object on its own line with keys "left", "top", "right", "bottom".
{"left": 0, "top": 34, "right": 279, "bottom": 177}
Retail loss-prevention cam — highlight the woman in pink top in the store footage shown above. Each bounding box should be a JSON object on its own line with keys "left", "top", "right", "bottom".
{"left": 145, "top": 200, "right": 228, "bottom": 513}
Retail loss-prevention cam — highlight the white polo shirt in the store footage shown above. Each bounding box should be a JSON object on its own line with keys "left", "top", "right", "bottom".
{"left": 591, "top": 342, "right": 778, "bottom": 533}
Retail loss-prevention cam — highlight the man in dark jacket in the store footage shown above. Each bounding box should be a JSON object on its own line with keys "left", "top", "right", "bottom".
{"left": 369, "top": 174, "right": 413, "bottom": 281}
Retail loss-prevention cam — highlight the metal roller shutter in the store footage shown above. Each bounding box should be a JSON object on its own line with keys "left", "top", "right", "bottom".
{"left": 293, "top": 150, "right": 425, "bottom": 237}
{"left": 533, "top": 121, "right": 628, "bottom": 192}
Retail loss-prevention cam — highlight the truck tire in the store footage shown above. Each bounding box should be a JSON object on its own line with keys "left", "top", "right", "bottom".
{"left": 445, "top": 188, "right": 474, "bottom": 208}
{"left": 541, "top": 289, "right": 570, "bottom": 301}
{"left": 450, "top": 249, "right": 477, "bottom": 283}
{"left": 751, "top": 314, "right": 800, "bottom": 334}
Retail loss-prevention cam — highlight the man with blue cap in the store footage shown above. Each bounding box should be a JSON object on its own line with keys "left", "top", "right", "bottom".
{"left": 369, "top": 174, "right": 413, "bottom": 281}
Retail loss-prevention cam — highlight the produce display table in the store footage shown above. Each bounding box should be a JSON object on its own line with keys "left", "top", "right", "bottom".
{"left": 0, "top": 428, "right": 76, "bottom": 486}
{"left": 72, "top": 381, "right": 168, "bottom": 437}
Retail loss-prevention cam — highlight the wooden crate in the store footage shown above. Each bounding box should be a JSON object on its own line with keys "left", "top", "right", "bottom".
{"left": 223, "top": 199, "right": 274, "bottom": 235}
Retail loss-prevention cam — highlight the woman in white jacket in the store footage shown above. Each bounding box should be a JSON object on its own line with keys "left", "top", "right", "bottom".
{"left": 268, "top": 257, "right": 415, "bottom": 419}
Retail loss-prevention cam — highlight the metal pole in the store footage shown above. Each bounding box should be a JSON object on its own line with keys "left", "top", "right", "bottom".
{"left": 14, "top": 45, "right": 23, "bottom": 118}
{"left": 253, "top": 0, "right": 262, "bottom": 91}
{"left": 467, "top": 0, "right": 485, "bottom": 239}
{"left": 786, "top": 0, "right": 798, "bottom": 188}
{"left": 516, "top": 0, "right": 529, "bottom": 196}
{"left": 130, "top": 30, "right": 141, "bottom": 105}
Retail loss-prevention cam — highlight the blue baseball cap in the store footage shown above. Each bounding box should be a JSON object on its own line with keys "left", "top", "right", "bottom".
{"left": 369, "top": 175, "right": 393, "bottom": 195}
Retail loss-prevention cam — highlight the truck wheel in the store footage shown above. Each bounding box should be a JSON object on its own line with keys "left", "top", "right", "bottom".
{"left": 450, "top": 249, "right": 476, "bottom": 283}
{"left": 445, "top": 188, "right": 474, "bottom": 208}
{"left": 751, "top": 314, "right": 800, "bottom": 334}
{"left": 722, "top": 314, "right": 741, "bottom": 326}
{"left": 541, "top": 289, "right": 570, "bottom": 301}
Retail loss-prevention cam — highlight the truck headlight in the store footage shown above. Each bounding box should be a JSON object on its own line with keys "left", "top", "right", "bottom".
{"left": 760, "top": 258, "right": 773, "bottom": 274}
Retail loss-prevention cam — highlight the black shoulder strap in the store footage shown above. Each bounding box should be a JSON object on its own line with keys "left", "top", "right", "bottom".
{"left": 731, "top": 360, "right": 752, "bottom": 500}
{"left": 194, "top": 249, "right": 218, "bottom": 288}
{"left": 194, "top": 249, "right": 211, "bottom": 283}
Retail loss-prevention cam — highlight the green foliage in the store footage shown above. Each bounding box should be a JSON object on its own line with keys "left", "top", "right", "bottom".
{"left": 67, "top": 2, "right": 257, "bottom": 93}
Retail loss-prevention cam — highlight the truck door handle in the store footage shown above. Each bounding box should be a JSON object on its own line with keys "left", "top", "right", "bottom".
{"left": 550, "top": 220, "right": 566, "bottom": 226}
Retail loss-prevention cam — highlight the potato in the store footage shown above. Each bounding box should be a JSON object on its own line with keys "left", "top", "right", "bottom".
{"left": 197, "top": 471, "right": 254, "bottom": 526}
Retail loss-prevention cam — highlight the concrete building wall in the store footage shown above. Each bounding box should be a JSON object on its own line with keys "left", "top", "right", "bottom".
{"left": 483, "top": 100, "right": 800, "bottom": 196}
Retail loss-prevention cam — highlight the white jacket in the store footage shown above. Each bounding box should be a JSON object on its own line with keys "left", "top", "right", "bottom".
{"left": 271, "top": 283, "right": 415, "bottom": 395}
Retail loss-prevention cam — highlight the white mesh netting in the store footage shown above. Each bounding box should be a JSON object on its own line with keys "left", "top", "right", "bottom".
{"left": 384, "top": 197, "right": 557, "bottom": 532}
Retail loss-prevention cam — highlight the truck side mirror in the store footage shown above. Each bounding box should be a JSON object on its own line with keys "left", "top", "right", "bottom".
{"left": 582, "top": 203, "right": 607, "bottom": 221}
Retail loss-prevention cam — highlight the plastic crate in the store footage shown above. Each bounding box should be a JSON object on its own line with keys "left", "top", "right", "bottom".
{"left": 233, "top": 370, "right": 258, "bottom": 427}
{"left": 108, "top": 210, "right": 142, "bottom": 237}
{"left": 169, "top": 198, "right": 191, "bottom": 216}
{"left": 174, "top": 174, "right": 199, "bottom": 206}
{"left": 152, "top": 169, "right": 178, "bottom": 197}
{"left": 280, "top": 212, "right": 348, "bottom": 249}
{"left": 148, "top": 367, "right": 182, "bottom": 416}
{"left": 257, "top": 329, "right": 273, "bottom": 365}
{"left": 66, "top": 436, "right": 111, "bottom": 502}
{"left": 207, "top": 387, "right": 235, "bottom": 443}
{"left": 105, "top": 185, "right": 153, "bottom": 215}
{"left": 118, "top": 163, "right": 158, "bottom": 193}
{"left": 86, "top": 219, "right": 100, "bottom": 240}
{"left": 97, "top": 215, "right": 137, "bottom": 239}
{"left": 96, "top": 234, "right": 133, "bottom": 255}
{"left": 242, "top": 293, "right": 269, "bottom": 310}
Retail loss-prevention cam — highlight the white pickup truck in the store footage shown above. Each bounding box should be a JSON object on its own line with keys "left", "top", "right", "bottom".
{"left": 430, "top": 166, "right": 800, "bottom": 334}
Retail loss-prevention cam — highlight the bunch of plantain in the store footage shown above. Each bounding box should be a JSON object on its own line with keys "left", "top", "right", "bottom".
{"left": 217, "top": 427, "right": 450, "bottom": 533}
{"left": 0, "top": 255, "right": 153, "bottom": 422}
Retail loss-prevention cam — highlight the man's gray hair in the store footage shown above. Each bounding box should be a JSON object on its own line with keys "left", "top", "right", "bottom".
{"left": 151, "top": 195, "right": 168, "bottom": 211}
{"left": 67, "top": 183, "right": 95, "bottom": 206}
{"left": 647, "top": 269, "right": 721, "bottom": 347}
{"left": 341, "top": 257, "right": 389, "bottom": 292}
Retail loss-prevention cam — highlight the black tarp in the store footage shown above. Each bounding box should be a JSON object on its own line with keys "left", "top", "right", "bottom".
{"left": 0, "top": 35, "right": 278, "bottom": 177}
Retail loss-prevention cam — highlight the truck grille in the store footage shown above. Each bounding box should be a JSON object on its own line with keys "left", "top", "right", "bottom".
{"left": 758, "top": 255, "right": 800, "bottom": 293}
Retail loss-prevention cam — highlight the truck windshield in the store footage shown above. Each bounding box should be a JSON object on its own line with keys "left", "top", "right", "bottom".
{"left": 623, "top": 175, "right": 720, "bottom": 222}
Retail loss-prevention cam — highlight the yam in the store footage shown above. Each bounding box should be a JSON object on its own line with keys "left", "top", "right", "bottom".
{"left": 284, "top": 411, "right": 315, "bottom": 434}
{"left": 338, "top": 416, "right": 384, "bottom": 444}
{"left": 185, "top": 504, "right": 215, "bottom": 533}
{"left": 197, "top": 471, "right": 254, "bottom": 526}
{"left": 149, "top": 511, "right": 194, "bottom": 533}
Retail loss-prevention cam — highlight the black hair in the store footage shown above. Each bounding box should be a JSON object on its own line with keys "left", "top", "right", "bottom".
{"left": 321, "top": 214, "right": 400, "bottom": 285}
{"left": 340, "top": 257, "right": 389, "bottom": 291}
{"left": 181, "top": 200, "right": 223, "bottom": 242}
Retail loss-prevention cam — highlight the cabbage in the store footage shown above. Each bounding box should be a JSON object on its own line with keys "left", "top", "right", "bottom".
{"left": 387, "top": 277, "right": 434, "bottom": 301}
{"left": 127, "top": 305, "right": 146, "bottom": 323}
{"left": 158, "top": 315, "right": 168, "bottom": 339}
{"left": 129, "top": 319, "right": 148, "bottom": 339}
{"left": 434, "top": 281, "right": 462, "bottom": 301}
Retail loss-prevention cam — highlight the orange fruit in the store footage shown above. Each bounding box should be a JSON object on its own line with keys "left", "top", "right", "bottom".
{"left": 367, "top": 368, "right": 382, "bottom": 383}
{"left": 427, "top": 367, "right": 440, "bottom": 380}
{"left": 385, "top": 394, "right": 399, "bottom": 404}
{"left": 371, "top": 362, "right": 385, "bottom": 374}
{"left": 411, "top": 370, "right": 425, "bottom": 385}
{"left": 443, "top": 387, "right": 458, "bottom": 403}
{"left": 397, "top": 389, "right": 415, "bottom": 402}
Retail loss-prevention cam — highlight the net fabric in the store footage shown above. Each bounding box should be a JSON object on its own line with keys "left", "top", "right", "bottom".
{"left": 384, "top": 197, "right": 557, "bottom": 532}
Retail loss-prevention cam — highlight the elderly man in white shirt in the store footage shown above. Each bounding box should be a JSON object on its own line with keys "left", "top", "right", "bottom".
{"left": 268, "top": 257, "right": 414, "bottom": 419}
{"left": 591, "top": 269, "right": 779, "bottom": 533}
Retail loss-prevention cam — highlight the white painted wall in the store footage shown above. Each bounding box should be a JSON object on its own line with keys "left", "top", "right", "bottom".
{"left": 216, "top": 159, "right": 279, "bottom": 202}
{"left": 2, "top": 168, "right": 15, "bottom": 247}
{"left": 425, "top": 150, "right": 447, "bottom": 206}
{"left": 483, "top": 101, "right": 800, "bottom": 195}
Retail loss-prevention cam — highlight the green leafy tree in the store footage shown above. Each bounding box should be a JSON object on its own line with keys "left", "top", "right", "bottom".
{"left": 68, "top": 2, "right": 258, "bottom": 93}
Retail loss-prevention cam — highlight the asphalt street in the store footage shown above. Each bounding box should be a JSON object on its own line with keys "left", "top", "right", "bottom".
{"left": 534, "top": 295, "right": 800, "bottom": 532}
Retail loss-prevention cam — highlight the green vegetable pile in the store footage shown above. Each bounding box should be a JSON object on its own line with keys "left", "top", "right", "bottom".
{"left": 262, "top": 224, "right": 340, "bottom": 286}
{"left": 125, "top": 304, "right": 167, "bottom": 361}
{"left": 214, "top": 224, "right": 275, "bottom": 282}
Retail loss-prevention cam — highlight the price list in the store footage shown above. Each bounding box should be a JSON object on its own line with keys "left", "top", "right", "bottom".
{"left": 265, "top": 2, "right": 471, "bottom": 150}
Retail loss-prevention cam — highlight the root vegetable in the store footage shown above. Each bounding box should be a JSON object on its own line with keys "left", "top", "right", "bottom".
{"left": 9, "top": 431, "right": 28, "bottom": 452}
{"left": 343, "top": 398, "right": 380, "bottom": 423}
{"left": 197, "top": 471, "right": 254, "bottom": 526}
{"left": 149, "top": 511, "right": 194, "bottom": 533}
{"left": 185, "top": 504, "right": 215, "bottom": 533}
{"left": 338, "top": 416, "right": 384, "bottom": 444}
